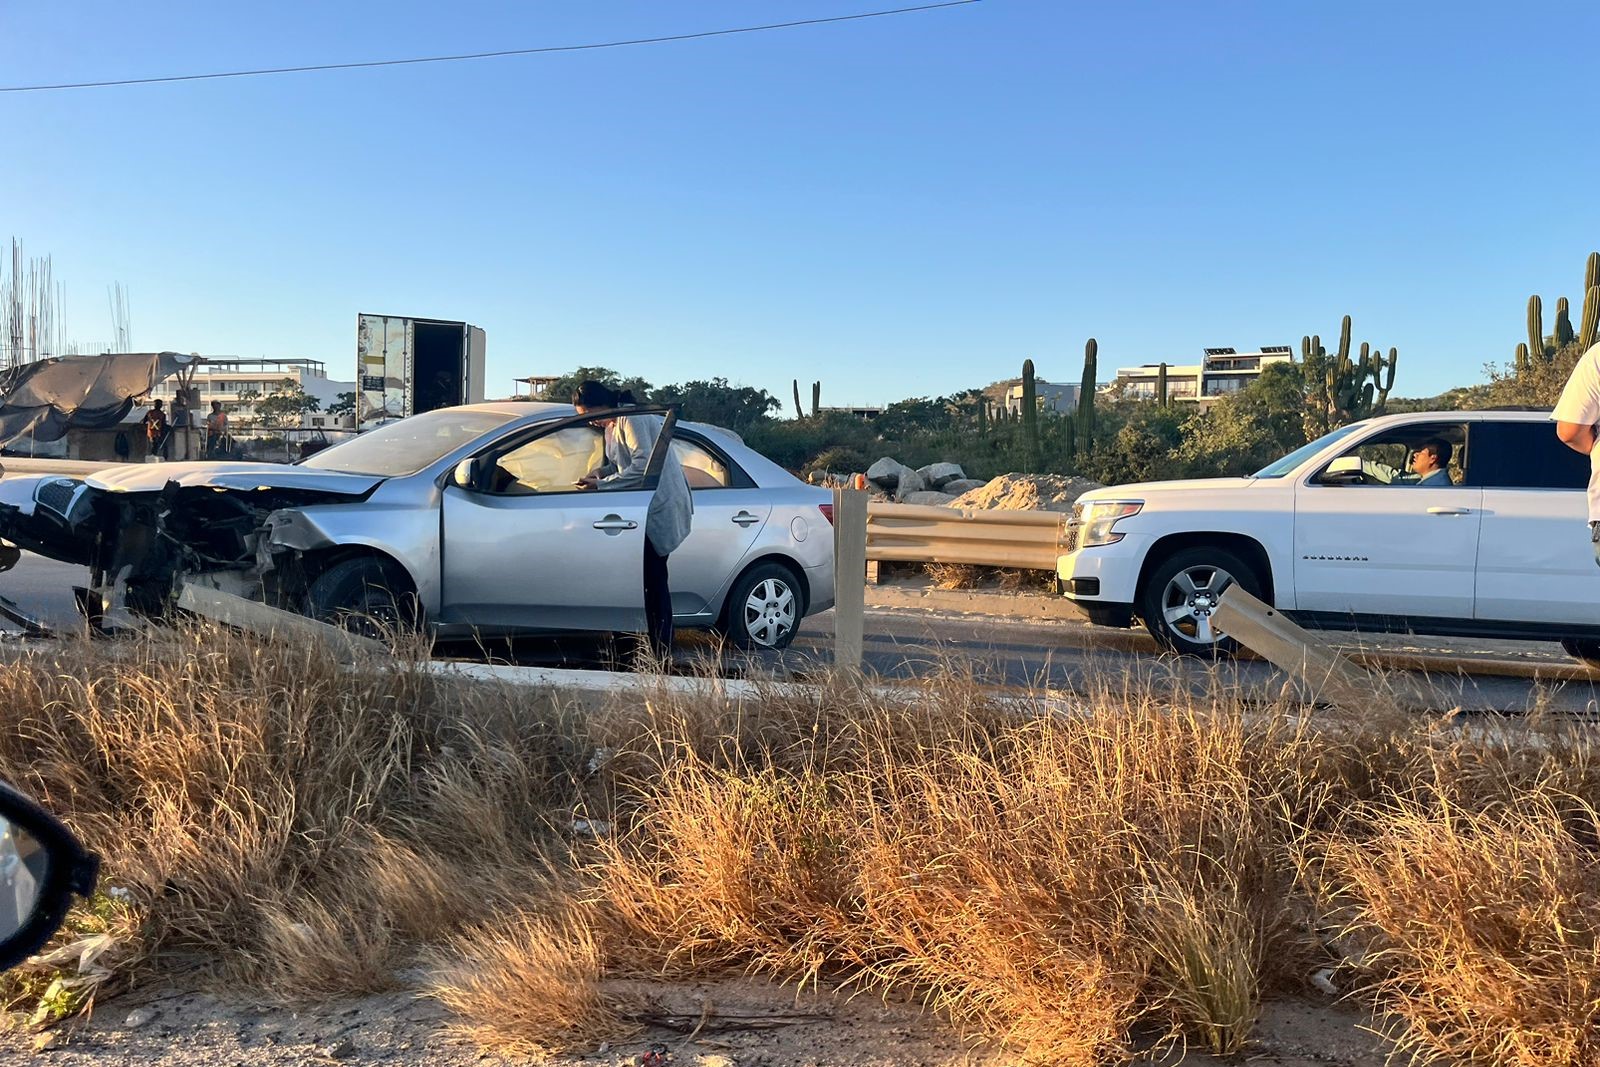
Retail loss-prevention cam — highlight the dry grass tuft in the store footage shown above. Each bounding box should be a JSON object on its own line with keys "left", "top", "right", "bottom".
{"left": 3, "top": 623, "right": 1599, "bottom": 1065}
{"left": 427, "top": 908, "right": 630, "bottom": 1055}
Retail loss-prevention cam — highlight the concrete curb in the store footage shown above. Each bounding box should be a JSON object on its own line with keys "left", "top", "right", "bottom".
{"left": 863, "top": 583, "right": 1597, "bottom": 685}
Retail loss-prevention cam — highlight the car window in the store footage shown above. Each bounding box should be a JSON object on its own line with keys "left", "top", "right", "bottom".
{"left": 489, "top": 425, "right": 606, "bottom": 495}
{"left": 1465, "top": 421, "right": 1589, "bottom": 490}
{"left": 1313, "top": 422, "right": 1468, "bottom": 487}
{"left": 301, "top": 409, "right": 517, "bottom": 477}
{"left": 673, "top": 438, "right": 732, "bottom": 489}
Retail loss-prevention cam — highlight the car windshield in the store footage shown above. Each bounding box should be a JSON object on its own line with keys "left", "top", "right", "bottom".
{"left": 300, "top": 409, "right": 518, "bottom": 477}
{"left": 1252, "top": 423, "right": 1365, "bottom": 478}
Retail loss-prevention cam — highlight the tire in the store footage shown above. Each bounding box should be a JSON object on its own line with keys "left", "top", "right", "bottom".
{"left": 1139, "top": 546, "right": 1264, "bottom": 658}
{"left": 1560, "top": 637, "right": 1600, "bottom": 668}
{"left": 305, "top": 556, "right": 419, "bottom": 638}
{"left": 721, "top": 562, "right": 805, "bottom": 651}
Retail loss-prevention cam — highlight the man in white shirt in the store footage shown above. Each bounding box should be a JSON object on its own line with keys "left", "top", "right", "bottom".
{"left": 1553, "top": 342, "right": 1600, "bottom": 558}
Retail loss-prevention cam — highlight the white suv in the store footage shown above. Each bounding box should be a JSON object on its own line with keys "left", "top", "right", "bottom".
{"left": 1057, "top": 410, "right": 1600, "bottom": 663}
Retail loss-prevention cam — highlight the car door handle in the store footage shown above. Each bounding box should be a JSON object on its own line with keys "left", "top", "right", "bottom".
{"left": 1426, "top": 506, "right": 1472, "bottom": 515}
{"left": 592, "top": 515, "right": 638, "bottom": 531}
{"left": 731, "top": 511, "right": 761, "bottom": 527}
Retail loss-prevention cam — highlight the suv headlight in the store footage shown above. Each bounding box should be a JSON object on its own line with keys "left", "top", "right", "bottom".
{"left": 1070, "top": 500, "right": 1142, "bottom": 547}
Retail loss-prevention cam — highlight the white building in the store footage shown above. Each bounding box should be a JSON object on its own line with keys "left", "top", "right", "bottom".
{"left": 1112, "top": 346, "right": 1295, "bottom": 408}
{"left": 148, "top": 358, "right": 357, "bottom": 431}
{"left": 1005, "top": 380, "right": 1082, "bottom": 416}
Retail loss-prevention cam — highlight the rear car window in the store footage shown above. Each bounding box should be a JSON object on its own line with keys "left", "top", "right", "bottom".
{"left": 1466, "top": 421, "right": 1589, "bottom": 490}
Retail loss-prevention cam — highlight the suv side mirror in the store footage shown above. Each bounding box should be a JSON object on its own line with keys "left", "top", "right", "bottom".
{"left": 0, "top": 781, "right": 99, "bottom": 972}
{"left": 451, "top": 458, "right": 480, "bottom": 491}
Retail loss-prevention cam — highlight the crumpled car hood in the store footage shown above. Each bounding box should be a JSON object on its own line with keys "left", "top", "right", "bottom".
{"left": 85, "top": 461, "right": 386, "bottom": 496}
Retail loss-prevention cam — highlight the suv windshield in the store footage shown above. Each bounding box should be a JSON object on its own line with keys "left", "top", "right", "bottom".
{"left": 1252, "top": 423, "right": 1364, "bottom": 478}
{"left": 300, "top": 409, "right": 518, "bottom": 477}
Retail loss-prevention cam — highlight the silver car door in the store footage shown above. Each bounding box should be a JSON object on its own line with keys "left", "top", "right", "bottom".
{"left": 662, "top": 435, "right": 773, "bottom": 616}
{"left": 439, "top": 413, "right": 665, "bottom": 632}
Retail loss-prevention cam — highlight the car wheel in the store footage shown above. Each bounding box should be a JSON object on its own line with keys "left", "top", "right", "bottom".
{"left": 1560, "top": 637, "right": 1600, "bottom": 668}
{"left": 305, "top": 556, "right": 419, "bottom": 638}
{"left": 1139, "top": 546, "right": 1263, "bottom": 658}
{"left": 722, "top": 562, "right": 804, "bottom": 650}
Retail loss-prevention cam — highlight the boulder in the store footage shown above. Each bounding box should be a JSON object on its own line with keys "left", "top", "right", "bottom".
{"left": 916, "top": 462, "right": 967, "bottom": 488}
{"left": 892, "top": 467, "right": 925, "bottom": 499}
{"left": 865, "top": 456, "right": 909, "bottom": 492}
{"left": 899, "top": 490, "right": 958, "bottom": 507}
{"left": 942, "top": 478, "right": 987, "bottom": 495}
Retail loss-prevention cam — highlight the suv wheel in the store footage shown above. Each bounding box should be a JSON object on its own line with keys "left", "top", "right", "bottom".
{"left": 1139, "top": 546, "right": 1263, "bottom": 657}
{"left": 1560, "top": 637, "right": 1600, "bottom": 669}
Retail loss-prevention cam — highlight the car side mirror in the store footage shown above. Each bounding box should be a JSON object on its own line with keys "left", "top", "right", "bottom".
{"left": 0, "top": 781, "right": 99, "bottom": 972}
{"left": 451, "top": 458, "right": 480, "bottom": 491}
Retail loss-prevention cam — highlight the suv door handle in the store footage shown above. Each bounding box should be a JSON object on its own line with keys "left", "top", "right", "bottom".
{"left": 731, "top": 511, "right": 761, "bottom": 527}
{"left": 592, "top": 515, "right": 638, "bottom": 532}
{"left": 1426, "top": 506, "right": 1472, "bottom": 515}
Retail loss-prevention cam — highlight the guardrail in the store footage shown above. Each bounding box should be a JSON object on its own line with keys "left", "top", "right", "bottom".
{"left": 865, "top": 502, "right": 1066, "bottom": 571}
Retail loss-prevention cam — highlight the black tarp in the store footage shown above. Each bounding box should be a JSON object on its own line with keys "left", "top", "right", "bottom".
{"left": 0, "top": 352, "right": 199, "bottom": 447}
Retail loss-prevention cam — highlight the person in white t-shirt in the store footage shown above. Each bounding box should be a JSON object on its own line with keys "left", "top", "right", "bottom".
{"left": 1552, "top": 342, "right": 1600, "bottom": 559}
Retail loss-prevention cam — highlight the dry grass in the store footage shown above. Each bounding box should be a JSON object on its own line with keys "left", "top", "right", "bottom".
{"left": 924, "top": 562, "right": 1054, "bottom": 593}
{"left": 2, "top": 625, "right": 1599, "bottom": 1067}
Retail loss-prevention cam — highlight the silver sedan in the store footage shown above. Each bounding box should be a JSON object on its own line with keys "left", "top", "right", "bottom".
{"left": 0, "top": 403, "right": 836, "bottom": 649}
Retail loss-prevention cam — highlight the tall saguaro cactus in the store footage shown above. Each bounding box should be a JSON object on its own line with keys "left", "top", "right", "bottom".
{"left": 811, "top": 381, "right": 821, "bottom": 419}
{"left": 1516, "top": 253, "right": 1600, "bottom": 375}
{"left": 1303, "top": 315, "right": 1399, "bottom": 436}
{"left": 1020, "top": 359, "right": 1038, "bottom": 471}
{"left": 1077, "top": 339, "right": 1098, "bottom": 457}
{"left": 792, "top": 379, "right": 805, "bottom": 420}
{"left": 1156, "top": 362, "right": 1169, "bottom": 408}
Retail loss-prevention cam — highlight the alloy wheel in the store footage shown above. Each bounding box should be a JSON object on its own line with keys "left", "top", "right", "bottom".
{"left": 742, "top": 577, "right": 797, "bottom": 648}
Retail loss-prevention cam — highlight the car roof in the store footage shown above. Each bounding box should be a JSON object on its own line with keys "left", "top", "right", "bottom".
{"left": 1356, "top": 408, "right": 1554, "bottom": 429}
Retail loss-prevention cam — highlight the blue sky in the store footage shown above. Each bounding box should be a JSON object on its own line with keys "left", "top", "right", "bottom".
{"left": 4, "top": 0, "right": 1599, "bottom": 407}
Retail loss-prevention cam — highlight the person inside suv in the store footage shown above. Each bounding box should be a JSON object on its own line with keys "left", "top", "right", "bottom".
{"left": 1404, "top": 438, "right": 1454, "bottom": 486}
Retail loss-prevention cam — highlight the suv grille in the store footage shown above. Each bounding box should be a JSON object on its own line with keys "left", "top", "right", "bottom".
{"left": 35, "top": 478, "right": 79, "bottom": 519}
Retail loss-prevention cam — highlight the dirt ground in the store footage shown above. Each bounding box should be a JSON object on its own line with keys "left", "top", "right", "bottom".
{"left": 4, "top": 976, "right": 1393, "bottom": 1067}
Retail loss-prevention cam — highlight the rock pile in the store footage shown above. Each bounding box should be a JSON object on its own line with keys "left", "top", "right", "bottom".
{"left": 866, "top": 458, "right": 978, "bottom": 504}
{"left": 860, "top": 459, "right": 1102, "bottom": 512}
{"left": 949, "top": 472, "right": 1102, "bottom": 513}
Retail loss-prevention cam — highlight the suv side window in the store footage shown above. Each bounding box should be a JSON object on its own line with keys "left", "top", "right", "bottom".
{"left": 1313, "top": 422, "right": 1468, "bottom": 486}
{"left": 1465, "top": 421, "right": 1588, "bottom": 490}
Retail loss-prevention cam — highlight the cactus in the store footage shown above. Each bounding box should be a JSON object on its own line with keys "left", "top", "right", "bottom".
{"left": 1514, "top": 254, "right": 1600, "bottom": 374}
{"left": 976, "top": 399, "right": 988, "bottom": 436}
{"left": 792, "top": 379, "right": 804, "bottom": 420}
{"left": 1076, "top": 339, "right": 1097, "bottom": 456}
{"left": 1156, "top": 362, "right": 1169, "bottom": 407}
{"left": 1557, "top": 297, "right": 1575, "bottom": 348}
{"left": 1304, "top": 315, "right": 1400, "bottom": 431}
{"left": 811, "top": 380, "right": 821, "bottom": 419}
{"left": 1021, "top": 359, "right": 1038, "bottom": 471}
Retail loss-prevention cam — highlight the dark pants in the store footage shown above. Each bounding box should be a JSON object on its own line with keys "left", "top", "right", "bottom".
{"left": 644, "top": 536, "right": 673, "bottom": 661}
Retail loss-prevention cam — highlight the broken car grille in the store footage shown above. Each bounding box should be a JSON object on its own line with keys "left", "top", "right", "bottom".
{"left": 35, "top": 478, "right": 79, "bottom": 519}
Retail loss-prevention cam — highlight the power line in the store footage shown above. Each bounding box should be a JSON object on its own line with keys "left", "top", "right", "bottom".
{"left": 1, "top": 1, "right": 982, "bottom": 94}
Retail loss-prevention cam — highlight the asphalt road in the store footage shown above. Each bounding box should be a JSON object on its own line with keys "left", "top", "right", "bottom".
{"left": 2, "top": 553, "right": 1597, "bottom": 716}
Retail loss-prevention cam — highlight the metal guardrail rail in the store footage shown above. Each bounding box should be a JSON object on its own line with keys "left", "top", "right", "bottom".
{"left": 866, "top": 502, "right": 1065, "bottom": 571}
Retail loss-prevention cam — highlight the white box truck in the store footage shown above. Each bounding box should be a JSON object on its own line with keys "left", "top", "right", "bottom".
{"left": 355, "top": 313, "right": 486, "bottom": 426}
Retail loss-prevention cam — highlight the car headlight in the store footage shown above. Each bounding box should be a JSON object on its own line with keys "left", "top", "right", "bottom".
{"left": 1071, "top": 500, "right": 1142, "bottom": 547}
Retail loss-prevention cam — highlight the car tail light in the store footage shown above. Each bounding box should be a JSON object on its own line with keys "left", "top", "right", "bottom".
{"left": 817, "top": 503, "right": 835, "bottom": 525}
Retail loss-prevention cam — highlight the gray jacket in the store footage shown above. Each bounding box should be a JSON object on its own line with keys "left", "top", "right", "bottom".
{"left": 598, "top": 413, "right": 694, "bottom": 555}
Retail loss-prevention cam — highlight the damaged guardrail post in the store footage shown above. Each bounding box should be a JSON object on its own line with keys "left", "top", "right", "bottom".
{"left": 176, "top": 584, "right": 390, "bottom": 662}
{"left": 832, "top": 487, "right": 868, "bottom": 673}
{"left": 1211, "top": 585, "right": 1407, "bottom": 711}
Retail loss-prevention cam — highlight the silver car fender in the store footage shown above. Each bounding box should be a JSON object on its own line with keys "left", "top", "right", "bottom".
{"left": 262, "top": 501, "right": 444, "bottom": 614}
